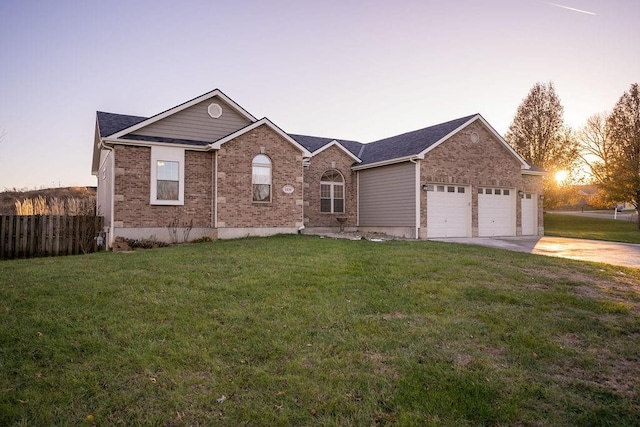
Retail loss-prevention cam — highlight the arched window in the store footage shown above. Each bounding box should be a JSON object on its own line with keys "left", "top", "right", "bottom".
{"left": 252, "top": 154, "right": 272, "bottom": 202}
{"left": 320, "top": 170, "right": 344, "bottom": 213}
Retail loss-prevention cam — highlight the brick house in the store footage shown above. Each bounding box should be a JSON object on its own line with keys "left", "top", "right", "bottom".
{"left": 92, "top": 89, "right": 544, "bottom": 246}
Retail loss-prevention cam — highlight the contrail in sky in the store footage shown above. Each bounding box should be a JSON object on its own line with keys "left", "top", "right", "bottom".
{"left": 546, "top": 2, "right": 596, "bottom": 15}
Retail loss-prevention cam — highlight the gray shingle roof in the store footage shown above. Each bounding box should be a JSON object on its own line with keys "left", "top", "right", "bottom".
{"left": 96, "top": 111, "right": 147, "bottom": 138}
{"left": 525, "top": 163, "right": 546, "bottom": 173}
{"left": 288, "top": 134, "right": 364, "bottom": 158}
{"left": 358, "top": 114, "right": 478, "bottom": 165}
{"left": 290, "top": 115, "right": 479, "bottom": 166}
{"left": 97, "top": 110, "right": 532, "bottom": 170}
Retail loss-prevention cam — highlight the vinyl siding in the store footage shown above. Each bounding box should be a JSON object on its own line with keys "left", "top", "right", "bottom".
{"left": 359, "top": 162, "right": 416, "bottom": 226}
{"left": 130, "top": 97, "right": 251, "bottom": 142}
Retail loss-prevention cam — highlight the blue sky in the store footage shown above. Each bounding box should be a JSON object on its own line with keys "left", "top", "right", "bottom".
{"left": 0, "top": 0, "right": 638, "bottom": 189}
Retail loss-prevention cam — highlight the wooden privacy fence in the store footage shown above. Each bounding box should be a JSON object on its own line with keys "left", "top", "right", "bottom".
{"left": 0, "top": 215, "right": 104, "bottom": 259}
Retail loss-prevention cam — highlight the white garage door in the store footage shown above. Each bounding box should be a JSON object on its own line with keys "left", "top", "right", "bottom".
{"left": 521, "top": 192, "right": 538, "bottom": 235}
{"left": 478, "top": 187, "right": 515, "bottom": 237}
{"left": 426, "top": 184, "right": 471, "bottom": 238}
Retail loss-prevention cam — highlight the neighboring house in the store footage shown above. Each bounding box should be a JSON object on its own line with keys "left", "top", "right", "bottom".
{"left": 574, "top": 185, "right": 634, "bottom": 211}
{"left": 92, "top": 89, "right": 544, "bottom": 246}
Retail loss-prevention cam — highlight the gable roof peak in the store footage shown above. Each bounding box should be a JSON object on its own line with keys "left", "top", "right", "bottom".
{"left": 356, "top": 114, "right": 478, "bottom": 166}
{"left": 105, "top": 89, "right": 257, "bottom": 140}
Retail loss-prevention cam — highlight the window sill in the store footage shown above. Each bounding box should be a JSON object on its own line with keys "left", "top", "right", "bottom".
{"left": 151, "top": 200, "right": 184, "bottom": 206}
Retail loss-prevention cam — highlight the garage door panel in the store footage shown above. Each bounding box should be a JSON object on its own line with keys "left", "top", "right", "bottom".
{"left": 426, "top": 185, "right": 471, "bottom": 238}
{"left": 478, "top": 188, "right": 515, "bottom": 237}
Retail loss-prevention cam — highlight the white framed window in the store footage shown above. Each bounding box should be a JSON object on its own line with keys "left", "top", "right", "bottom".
{"left": 150, "top": 146, "right": 185, "bottom": 205}
{"left": 320, "top": 170, "right": 344, "bottom": 213}
{"left": 252, "top": 154, "right": 272, "bottom": 203}
{"left": 157, "top": 161, "right": 179, "bottom": 200}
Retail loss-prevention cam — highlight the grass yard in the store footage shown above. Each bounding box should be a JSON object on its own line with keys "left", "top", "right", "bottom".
{"left": 544, "top": 213, "right": 640, "bottom": 243}
{"left": 545, "top": 212, "right": 640, "bottom": 244}
{"left": 1, "top": 235, "right": 639, "bottom": 426}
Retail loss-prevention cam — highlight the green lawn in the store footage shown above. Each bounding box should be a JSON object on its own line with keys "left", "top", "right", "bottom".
{"left": 545, "top": 212, "right": 640, "bottom": 244}
{"left": 1, "top": 235, "right": 639, "bottom": 426}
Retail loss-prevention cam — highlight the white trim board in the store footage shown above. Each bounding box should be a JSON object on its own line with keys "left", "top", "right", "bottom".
{"left": 311, "top": 140, "right": 361, "bottom": 163}
{"left": 209, "top": 118, "right": 312, "bottom": 157}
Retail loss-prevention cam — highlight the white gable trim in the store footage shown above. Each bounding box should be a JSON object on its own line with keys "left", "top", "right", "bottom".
{"left": 312, "top": 140, "right": 361, "bottom": 163}
{"left": 418, "top": 114, "right": 530, "bottom": 169}
{"left": 108, "top": 89, "right": 257, "bottom": 139}
{"left": 209, "top": 118, "right": 312, "bottom": 157}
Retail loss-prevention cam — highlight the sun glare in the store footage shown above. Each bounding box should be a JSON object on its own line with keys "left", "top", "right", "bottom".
{"left": 555, "top": 170, "right": 569, "bottom": 185}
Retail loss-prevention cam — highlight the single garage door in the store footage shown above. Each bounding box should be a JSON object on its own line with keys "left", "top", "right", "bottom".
{"left": 478, "top": 187, "right": 515, "bottom": 236}
{"left": 426, "top": 184, "right": 471, "bottom": 238}
{"left": 521, "top": 192, "right": 538, "bottom": 235}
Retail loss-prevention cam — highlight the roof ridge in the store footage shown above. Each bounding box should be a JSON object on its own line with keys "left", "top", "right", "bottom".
{"left": 369, "top": 114, "right": 478, "bottom": 144}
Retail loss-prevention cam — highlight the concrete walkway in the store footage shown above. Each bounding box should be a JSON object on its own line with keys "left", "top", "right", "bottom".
{"left": 432, "top": 236, "right": 640, "bottom": 269}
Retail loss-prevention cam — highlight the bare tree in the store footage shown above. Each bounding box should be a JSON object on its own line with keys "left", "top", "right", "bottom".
{"left": 579, "top": 113, "right": 616, "bottom": 184}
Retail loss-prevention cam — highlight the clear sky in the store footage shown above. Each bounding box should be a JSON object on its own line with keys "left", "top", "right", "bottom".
{"left": 0, "top": 0, "right": 638, "bottom": 190}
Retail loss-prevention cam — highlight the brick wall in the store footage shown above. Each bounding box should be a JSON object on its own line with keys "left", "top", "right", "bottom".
{"left": 420, "top": 121, "right": 538, "bottom": 234}
{"left": 304, "top": 145, "right": 358, "bottom": 228}
{"left": 113, "top": 145, "right": 213, "bottom": 228}
{"left": 216, "top": 125, "right": 304, "bottom": 228}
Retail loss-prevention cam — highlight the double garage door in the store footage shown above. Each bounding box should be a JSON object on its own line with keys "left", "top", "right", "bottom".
{"left": 426, "top": 185, "right": 519, "bottom": 238}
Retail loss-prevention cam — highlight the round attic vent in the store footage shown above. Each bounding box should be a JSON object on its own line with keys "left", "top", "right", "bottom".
{"left": 207, "top": 103, "right": 223, "bottom": 118}
{"left": 470, "top": 131, "right": 480, "bottom": 143}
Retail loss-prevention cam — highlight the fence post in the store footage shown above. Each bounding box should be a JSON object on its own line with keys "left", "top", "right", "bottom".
{"left": 8, "top": 215, "right": 15, "bottom": 259}
{"left": 28, "top": 216, "right": 35, "bottom": 258}
{"left": 0, "top": 216, "right": 5, "bottom": 259}
{"left": 76, "top": 216, "right": 82, "bottom": 254}
{"left": 38, "top": 215, "right": 45, "bottom": 257}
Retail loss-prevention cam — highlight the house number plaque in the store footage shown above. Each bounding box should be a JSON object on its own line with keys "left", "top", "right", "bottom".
{"left": 282, "top": 185, "right": 295, "bottom": 194}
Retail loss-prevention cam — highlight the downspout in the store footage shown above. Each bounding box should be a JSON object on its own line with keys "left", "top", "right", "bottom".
{"left": 214, "top": 150, "right": 218, "bottom": 229}
{"left": 409, "top": 157, "right": 420, "bottom": 239}
{"left": 356, "top": 170, "right": 360, "bottom": 227}
{"left": 99, "top": 140, "right": 115, "bottom": 249}
{"left": 300, "top": 157, "right": 306, "bottom": 233}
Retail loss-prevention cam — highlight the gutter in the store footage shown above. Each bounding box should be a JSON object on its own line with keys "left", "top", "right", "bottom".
{"left": 98, "top": 139, "right": 116, "bottom": 249}
{"left": 102, "top": 137, "right": 209, "bottom": 151}
{"left": 409, "top": 157, "right": 420, "bottom": 239}
{"left": 351, "top": 155, "right": 423, "bottom": 171}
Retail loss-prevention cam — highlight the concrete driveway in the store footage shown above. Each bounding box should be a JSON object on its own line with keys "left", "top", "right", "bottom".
{"left": 432, "top": 236, "right": 640, "bottom": 269}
